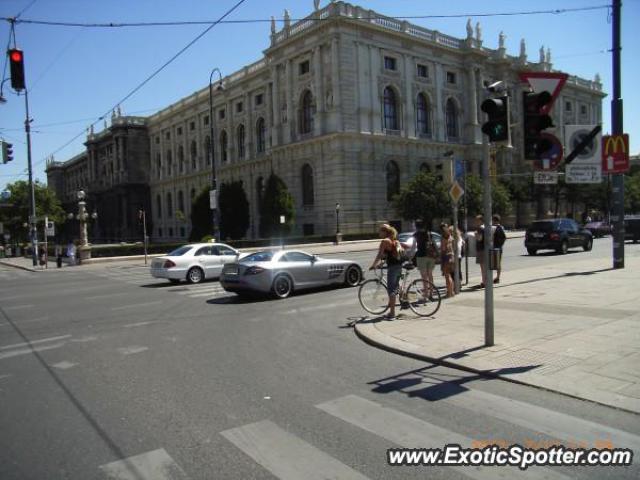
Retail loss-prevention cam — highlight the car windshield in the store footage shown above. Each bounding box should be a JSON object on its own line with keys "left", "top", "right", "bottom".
{"left": 167, "top": 246, "right": 193, "bottom": 256}
{"left": 398, "top": 233, "right": 413, "bottom": 242}
{"left": 242, "top": 251, "right": 274, "bottom": 262}
{"left": 530, "top": 221, "right": 556, "bottom": 232}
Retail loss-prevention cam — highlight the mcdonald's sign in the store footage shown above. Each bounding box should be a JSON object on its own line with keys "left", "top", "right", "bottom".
{"left": 601, "top": 134, "right": 629, "bottom": 173}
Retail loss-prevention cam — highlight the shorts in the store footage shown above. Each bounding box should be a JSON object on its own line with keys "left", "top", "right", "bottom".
{"left": 386, "top": 264, "right": 402, "bottom": 295}
{"left": 416, "top": 256, "right": 436, "bottom": 272}
{"left": 476, "top": 250, "right": 484, "bottom": 264}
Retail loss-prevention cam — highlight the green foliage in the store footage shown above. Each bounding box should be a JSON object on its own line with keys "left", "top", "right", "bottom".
{"left": 259, "top": 173, "right": 294, "bottom": 238}
{"left": 188, "top": 188, "right": 213, "bottom": 242}
{"left": 0, "top": 180, "right": 64, "bottom": 242}
{"left": 625, "top": 171, "right": 640, "bottom": 213}
{"left": 463, "top": 175, "right": 512, "bottom": 217}
{"left": 391, "top": 171, "right": 449, "bottom": 226}
{"left": 219, "top": 180, "right": 250, "bottom": 240}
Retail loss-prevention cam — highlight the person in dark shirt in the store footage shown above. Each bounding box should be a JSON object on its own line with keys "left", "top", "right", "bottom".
{"left": 413, "top": 220, "right": 438, "bottom": 299}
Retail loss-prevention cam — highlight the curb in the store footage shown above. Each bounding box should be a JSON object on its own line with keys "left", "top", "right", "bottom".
{"left": 353, "top": 321, "right": 639, "bottom": 416}
{"left": 0, "top": 260, "right": 37, "bottom": 272}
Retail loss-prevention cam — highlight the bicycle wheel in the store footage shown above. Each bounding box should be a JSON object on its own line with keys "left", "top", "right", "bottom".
{"left": 358, "top": 279, "right": 389, "bottom": 315}
{"left": 406, "top": 279, "right": 441, "bottom": 317}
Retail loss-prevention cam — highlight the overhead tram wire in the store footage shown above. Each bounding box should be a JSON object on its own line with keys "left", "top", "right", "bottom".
{"left": 1, "top": 5, "right": 611, "bottom": 28}
{"left": 24, "top": 0, "right": 248, "bottom": 174}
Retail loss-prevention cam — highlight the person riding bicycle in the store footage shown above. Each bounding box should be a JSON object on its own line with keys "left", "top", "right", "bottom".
{"left": 369, "top": 223, "right": 406, "bottom": 319}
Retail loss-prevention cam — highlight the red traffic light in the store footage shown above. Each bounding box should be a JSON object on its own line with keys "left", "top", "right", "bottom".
{"left": 8, "top": 48, "right": 26, "bottom": 90}
{"left": 10, "top": 50, "right": 23, "bottom": 63}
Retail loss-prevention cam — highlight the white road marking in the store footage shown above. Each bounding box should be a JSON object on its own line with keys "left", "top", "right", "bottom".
{"left": 3, "top": 304, "right": 34, "bottom": 311}
{"left": 85, "top": 292, "right": 132, "bottom": 300}
{"left": 0, "top": 335, "right": 71, "bottom": 351}
{"left": 124, "top": 321, "right": 158, "bottom": 328}
{"left": 0, "top": 374, "right": 12, "bottom": 381}
{"left": 117, "top": 346, "right": 149, "bottom": 355}
{"left": 0, "top": 343, "right": 66, "bottom": 361}
{"left": 70, "top": 336, "right": 98, "bottom": 343}
{"left": 111, "top": 301, "right": 163, "bottom": 311}
{"left": 185, "top": 291, "right": 226, "bottom": 298}
{"left": 317, "top": 395, "right": 571, "bottom": 480}
{"left": 0, "top": 316, "right": 51, "bottom": 328}
{"left": 51, "top": 361, "right": 77, "bottom": 370}
{"left": 221, "top": 420, "right": 370, "bottom": 480}
{"left": 98, "top": 448, "right": 190, "bottom": 480}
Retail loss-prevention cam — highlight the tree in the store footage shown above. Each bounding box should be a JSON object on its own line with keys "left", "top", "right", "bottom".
{"left": 0, "top": 180, "right": 64, "bottom": 243}
{"left": 219, "top": 180, "right": 250, "bottom": 240}
{"left": 188, "top": 188, "right": 213, "bottom": 242}
{"left": 463, "top": 175, "right": 512, "bottom": 217}
{"left": 625, "top": 171, "right": 640, "bottom": 213}
{"left": 259, "top": 173, "right": 294, "bottom": 238}
{"left": 391, "top": 171, "right": 449, "bottom": 227}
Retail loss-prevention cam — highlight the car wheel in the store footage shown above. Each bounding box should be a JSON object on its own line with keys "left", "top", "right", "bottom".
{"left": 558, "top": 240, "right": 569, "bottom": 255}
{"left": 583, "top": 238, "right": 593, "bottom": 251}
{"left": 344, "top": 265, "right": 362, "bottom": 287}
{"left": 168, "top": 279, "right": 180, "bottom": 284}
{"left": 272, "top": 274, "right": 293, "bottom": 299}
{"left": 527, "top": 248, "right": 537, "bottom": 256}
{"left": 187, "top": 267, "right": 204, "bottom": 284}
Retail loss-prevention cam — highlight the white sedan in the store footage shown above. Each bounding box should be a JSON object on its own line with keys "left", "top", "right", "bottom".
{"left": 150, "top": 243, "right": 245, "bottom": 284}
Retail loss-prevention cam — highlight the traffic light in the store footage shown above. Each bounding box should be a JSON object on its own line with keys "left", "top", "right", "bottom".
{"left": 8, "top": 48, "right": 26, "bottom": 91}
{"left": 523, "top": 91, "right": 554, "bottom": 160}
{"left": 481, "top": 96, "right": 509, "bottom": 143}
{"left": 1, "top": 141, "right": 14, "bottom": 164}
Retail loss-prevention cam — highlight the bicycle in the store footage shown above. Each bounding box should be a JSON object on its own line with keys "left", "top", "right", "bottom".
{"left": 358, "top": 262, "right": 441, "bottom": 317}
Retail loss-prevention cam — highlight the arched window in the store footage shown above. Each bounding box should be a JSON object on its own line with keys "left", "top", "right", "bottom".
{"left": 445, "top": 98, "right": 459, "bottom": 139}
{"left": 156, "top": 194, "right": 162, "bottom": 219}
{"left": 178, "top": 190, "right": 184, "bottom": 213}
{"left": 386, "top": 161, "right": 400, "bottom": 201}
{"left": 178, "top": 145, "right": 185, "bottom": 173}
{"left": 256, "top": 118, "right": 266, "bottom": 154}
{"left": 166, "top": 192, "right": 173, "bottom": 217}
{"left": 383, "top": 87, "right": 399, "bottom": 130}
{"left": 416, "top": 93, "right": 431, "bottom": 136}
{"left": 190, "top": 140, "right": 197, "bottom": 170}
{"left": 300, "top": 90, "right": 314, "bottom": 134}
{"left": 220, "top": 130, "right": 228, "bottom": 163}
{"left": 301, "top": 164, "right": 314, "bottom": 206}
{"left": 204, "top": 136, "right": 211, "bottom": 165}
{"left": 237, "top": 124, "right": 245, "bottom": 160}
{"left": 166, "top": 150, "right": 173, "bottom": 176}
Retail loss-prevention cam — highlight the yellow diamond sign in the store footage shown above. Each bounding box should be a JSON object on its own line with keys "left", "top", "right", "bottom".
{"left": 449, "top": 181, "right": 464, "bottom": 203}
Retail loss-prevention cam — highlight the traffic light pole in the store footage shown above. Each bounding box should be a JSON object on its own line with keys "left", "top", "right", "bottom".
{"left": 482, "top": 140, "right": 494, "bottom": 346}
{"left": 24, "top": 88, "right": 38, "bottom": 267}
{"left": 611, "top": 0, "right": 624, "bottom": 269}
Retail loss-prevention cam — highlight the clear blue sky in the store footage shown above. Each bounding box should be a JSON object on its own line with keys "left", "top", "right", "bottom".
{"left": 1, "top": 0, "right": 638, "bottom": 191}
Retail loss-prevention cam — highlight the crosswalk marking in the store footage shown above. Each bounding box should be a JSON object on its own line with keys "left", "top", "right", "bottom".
{"left": 1, "top": 334, "right": 71, "bottom": 351}
{"left": 220, "top": 419, "right": 371, "bottom": 480}
{"left": 98, "top": 448, "right": 190, "bottom": 480}
{"left": 0, "top": 342, "right": 66, "bottom": 361}
{"left": 316, "top": 395, "right": 571, "bottom": 480}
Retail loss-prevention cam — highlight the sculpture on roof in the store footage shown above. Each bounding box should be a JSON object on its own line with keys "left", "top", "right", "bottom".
{"left": 520, "top": 38, "right": 526, "bottom": 58}
{"left": 271, "top": 16, "right": 276, "bottom": 34}
{"left": 466, "top": 19, "right": 473, "bottom": 39}
{"left": 539, "top": 45, "right": 545, "bottom": 63}
{"left": 475, "top": 22, "right": 482, "bottom": 42}
{"left": 499, "top": 31, "right": 505, "bottom": 49}
{"left": 546, "top": 47, "right": 551, "bottom": 64}
{"left": 284, "top": 9, "right": 291, "bottom": 29}
{"left": 314, "top": 0, "right": 320, "bottom": 10}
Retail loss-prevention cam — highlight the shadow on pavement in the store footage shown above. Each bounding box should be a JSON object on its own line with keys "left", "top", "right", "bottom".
{"left": 492, "top": 267, "right": 613, "bottom": 290}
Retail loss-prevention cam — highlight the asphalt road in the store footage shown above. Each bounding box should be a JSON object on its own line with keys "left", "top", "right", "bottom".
{"left": 1, "top": 237, "right": 639, "bottom": 479}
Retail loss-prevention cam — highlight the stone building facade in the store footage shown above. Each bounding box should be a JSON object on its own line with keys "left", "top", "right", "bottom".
{"left": 48, "top": 1, "right": 606, "bottom": 242}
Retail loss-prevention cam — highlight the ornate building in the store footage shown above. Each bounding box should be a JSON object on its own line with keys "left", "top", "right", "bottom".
{"left": 48, "top": 1, "right": 605, "bottom": 242}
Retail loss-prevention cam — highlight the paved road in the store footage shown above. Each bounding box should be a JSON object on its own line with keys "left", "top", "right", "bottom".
{"left": 1, "top": 238, "right": 638, "bottom": 479}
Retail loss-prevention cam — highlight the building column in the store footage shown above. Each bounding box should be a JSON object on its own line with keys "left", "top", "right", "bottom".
{"left": 284, "top": 59, "right": 293, "bottom": 144}
{"left": 331, "top": 36, "right": 343, "bottom": 131}
{"left": 468, "top": 67, "right": 482, "bottom": 144}
{"left": 271, "top": 65, "right": 280, "bottom": 147}
{"left": 434, "top": 63, "right": 444, "bottom": 142}
{"left": 403, "top": 54, "right": 415, "bottom": 138}
{"left": 313, "top": 45, "right": 324, "bottom": 136}
{"left": 370, "top": 45, "right": 382, "bottom": 134}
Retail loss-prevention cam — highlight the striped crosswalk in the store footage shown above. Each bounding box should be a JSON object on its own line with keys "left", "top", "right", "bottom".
{"left": 98, "top": 391, "right": 640, "bottom": 479}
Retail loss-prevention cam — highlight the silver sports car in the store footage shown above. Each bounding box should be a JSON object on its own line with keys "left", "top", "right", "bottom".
{"left": 220, "top": 249, "right": 363, "bottom": 299}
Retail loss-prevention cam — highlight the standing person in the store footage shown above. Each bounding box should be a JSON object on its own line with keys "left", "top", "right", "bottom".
{"left": 492, "top": 214, "right": 507, "bottom": 284}
{"left": 369, "top": 223, "right": 403, "bottom": 319}
{"left": 413, "top": 220, "right": 438, "bottom": 298}
{"left": 440, "top": 224, "right": 455, "bottom": 298}
{"left": 475, "top": 215, "right": 486, "bottom": 288}
{"left": 66, "top": 241, "right": 76, "bottom": 266}
{"left": 456, "top": 226, "right": 465, "bottom": 284}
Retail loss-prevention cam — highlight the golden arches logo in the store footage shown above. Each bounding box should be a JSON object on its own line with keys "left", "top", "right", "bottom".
{"left": 604, "top": 135, "right": 627, "bottom": 155}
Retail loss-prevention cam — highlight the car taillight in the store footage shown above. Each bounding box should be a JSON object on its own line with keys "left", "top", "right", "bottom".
{"left": 244, "top": 266, "right": 265, "bottom": 275}
{"left": 163, "top": 260, "right": 176, "bottom": 268}
{"left": 549, "top": 233, "right": 560, "bottom": 240}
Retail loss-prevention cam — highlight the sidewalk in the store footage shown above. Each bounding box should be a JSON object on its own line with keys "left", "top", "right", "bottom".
{"left": 355, "top": 247, "right": 640, "bottom": 414}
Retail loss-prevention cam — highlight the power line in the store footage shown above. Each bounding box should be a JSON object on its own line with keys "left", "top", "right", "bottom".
{"left": 1, "top": 5, "right": 610, "bottom": 28}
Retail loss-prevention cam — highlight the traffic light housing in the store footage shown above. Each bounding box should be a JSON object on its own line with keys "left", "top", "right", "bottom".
{"left": 523, "top": 91, "right": 554, "bottom": 159}
{"left": 8, "top": 49, "right": 26, "bottom": 91}
{"left": 481, "top": 96, "right": 509, "bottom": 143}
{"left": 1, "top": 141, "right": 14, "bottom": 164}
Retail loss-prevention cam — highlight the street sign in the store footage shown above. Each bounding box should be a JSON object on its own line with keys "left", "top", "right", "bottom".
{"left": 534, "top": 171, "right": 558, "bottom": 184}
{"left": 209, "top": 189, "right": 217, "bottom": 209}
{"left": 565, "top": 125, "right": 602, "bottom": 183}
{"left": 45, "top": 220, "right": 55, "bottom": 237}
{"left": 454, "top": 158, "right": 465, "bottom": 182}
{"left": 602, "top": 134, "right": 630, "bottom": 173}
{"left": 533, "top": 133, "right": 563, "bottom": 171}
{"left": 518, "top": 72, "right": 568, "bottom": 114}
{"left": 449, "top": 181, "right": 465, "bottom": 203}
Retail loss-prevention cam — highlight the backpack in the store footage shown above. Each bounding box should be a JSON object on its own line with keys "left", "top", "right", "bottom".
{"left": 388, "top": 240, "right": 409, "bottom": 264}
{"left": 494, "top": 225, "right": 506, "bottom": 248}
{"left": 425, "top": 237, "right": 438, "bottom": 258}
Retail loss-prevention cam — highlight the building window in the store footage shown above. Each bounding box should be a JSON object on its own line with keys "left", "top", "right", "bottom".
{"left": 256, "top": 117, "right": 266, "bottom": 154}
{"left": 156, "top": 194, "right": 162, "bottom": 219}
{"left": 419, "top": 162, "right": 431, "bottom": 173}
{"left": 237, "top": 124, "right": 245, "bottom": 160}
{"left": 190, "top": 140, "right": 197, "bottom": 170}
{"left": 416, "top": 93, "right": 431, "bottom": 136}
{"left": 220, "top": 130, "right": 228, "bottom": 163}
{"left": 383, "top": 87, "right": 399, "bottom": 131}
{"left": 165, "top": 131, "right": 170, "bottom": 140}
{"left": 177, "top": 127, "right": 183, "bottom": 135}
{"left": 166, "top": 192, "right": 173, "bottom": 217}
{"left": 178, "top": 145, "right": 185, "bottom": 173}
{"left": 169, "top": 227, "right": 173, "bottom": 237}
{"left": 299, "top": 60, "right": 310, "bottom": 75}
{"left": 580, "top": 104, "right": 587, "bottom": 115}
{"left": 417, "top": 64, "right": 428, "bottom": 78}
{"left": 256, "top": 176, "right": 264, "bottom": 203}
{"left": 219, "top": 108, "right": 226, "bottom": 120}
{"left": 190, "top": 188, "right": 196, "bottom": 199}
{"left": 204, "top": 115, "right": 209, "bottom": 126}
{"left": 446, "top": 72, "right": 457, "bottom": 84}
{"left": 180, "top": 227, "right": 185, "bottom": 238}
{"left": 300, "top": 90, "right": 314, "bottom": 135}
{"left": 445, "top": 98, "right": 459, "bottom": 139}
{"left": 255, "top": 94, "right": 263, "bottom": 106}
{"left": 386, "top": 161, "right": 400, "bottom": 201}
{"left": 155, "top": 136, "right": 160, "bottom": 144}
{"left": 565, "top": 101, "right": 573, "bottom": 112}
{"left": 204, "top": 136, "right": 211, "bottom": 165}
{"left": 178, "top": 190, "right": 185, "bottom": 213}
{"left": 156, "top": 153, "right": 162, "bottom": 178}
{"left": 166, "top": 150, "right": 173, "bottom": 175}
{"left": 236, "top": 102, "right": 243, "bottom": 113}
{"left": 158, "top": 227, "right": 163, "bottom": 237}
{"left": 190, "top": 121, "right": 195, "bottom": 131}
{"left": 301, "top": 164, "right": 314, "bottom": 206}
{"left": 384, "top": 56, "right": 397, "bottom": 71}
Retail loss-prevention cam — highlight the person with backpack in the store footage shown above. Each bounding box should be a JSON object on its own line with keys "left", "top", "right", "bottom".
{"left": 369, "top": 223, "right": 404, "bottom": 319}
{"left": 492, "top": 214, "right": 507, "bottom": 284}
{"left": 413, "top": 220, "right": 438, "bottom": 299}
{"left": 440, "top": 224, "right": 455, "bottom": 298}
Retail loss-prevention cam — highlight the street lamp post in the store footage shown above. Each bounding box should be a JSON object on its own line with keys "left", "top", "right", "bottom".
{"left": 335, "top": 203, "right": 342, "bottom": 244}
{"left": 68, "top": 190, "right": 97, "bottom": 262}
{"left": 209, "top": 68, "right": 224, "bottom": 242}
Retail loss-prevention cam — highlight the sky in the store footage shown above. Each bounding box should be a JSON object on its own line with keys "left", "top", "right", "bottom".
{"left": 0, "top": 0, "right": 638, "bottom": 192}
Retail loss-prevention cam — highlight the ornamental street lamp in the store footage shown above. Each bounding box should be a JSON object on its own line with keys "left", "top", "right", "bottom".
{"left": 67, "top": 190, "right": 97, "bottom": 262}
{"left": 335, "top": 202, "right": 342, "bottom": 244}
{"left": 208, "top": 67, "right": 224, "bottom": 241}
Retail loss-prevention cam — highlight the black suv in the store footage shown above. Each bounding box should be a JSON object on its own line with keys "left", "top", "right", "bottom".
{"left": 525, "top": 219, "right": 593, "bottom": 255}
